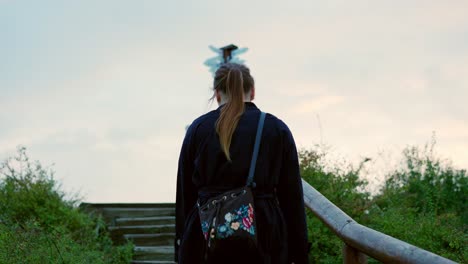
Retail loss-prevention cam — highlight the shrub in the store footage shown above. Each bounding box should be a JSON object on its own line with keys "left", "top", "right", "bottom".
{"left": 0, "top": 147, "right": 133, "bottom": 263}
{"left": 367, "top": 141, "right": 467, "bottom": 263}
{"left": 300, "top": 142, "right": 467, "bottom": 263}
{"left": 376, "top": 143, "right": 467, "bottom": 223}
{"left": 300, "top": 147, "right": 371, "bottom": 263}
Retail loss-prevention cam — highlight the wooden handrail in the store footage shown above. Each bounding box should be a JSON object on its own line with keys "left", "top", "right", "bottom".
{"left": 301, "top": 179, "right": 457, "bottom": 264}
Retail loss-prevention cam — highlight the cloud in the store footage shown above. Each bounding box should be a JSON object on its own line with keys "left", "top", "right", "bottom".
{"left": 416, "top": 118, "right": 468, "bottom": 140}
{"left": 291, "top": 95, "right": 345, "bottom": 114}
{"left": 1, "top": 0, "right": 468, "bottom": 203}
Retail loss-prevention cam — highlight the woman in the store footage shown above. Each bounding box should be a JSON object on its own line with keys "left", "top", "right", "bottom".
{"left": 175, "top": 63, "right": 309, "bottom": 264}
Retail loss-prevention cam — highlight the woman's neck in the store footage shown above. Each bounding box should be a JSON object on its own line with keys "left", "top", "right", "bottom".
{"left": 218, "top": 95, "right": 252, "bottom": 106}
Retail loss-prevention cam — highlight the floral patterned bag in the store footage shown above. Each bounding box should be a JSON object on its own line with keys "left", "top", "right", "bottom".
{"left": 197, "top": 112, "right": 266, "bottom": 255}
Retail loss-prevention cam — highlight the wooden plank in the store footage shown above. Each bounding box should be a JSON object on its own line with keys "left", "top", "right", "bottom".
{"left": 80, "top": 203, "right": 175, "bottom": 209}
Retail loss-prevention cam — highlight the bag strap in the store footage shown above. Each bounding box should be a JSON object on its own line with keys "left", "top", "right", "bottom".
{"left": 246, "top": 112, "right": 266, "bottom": 187}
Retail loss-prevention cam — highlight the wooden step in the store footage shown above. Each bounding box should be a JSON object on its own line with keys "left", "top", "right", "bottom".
{"left": 133, "top": 246, "right": 174, "bottom": 261}
{"left": 124, "top": 233, "right": 175, "bottom": 246}
{"left": 115, "top": 216, "right": 175, "bottom": 226}
{"left": 109, "top": 224, "right": 175, "bottom": 244}
{"left": 102, "top": 208, "right": 175, "bottom": 220}
{"left": 81, "top": 203, "right": 175, "bottom": 209}
{"left": 109, "top": 224, "right": 175, "bottom": 234}
{"left": 80, "top": 203, "right": 175, "bottom": 225}
{"left": 131, "top": 261, "right": 175, "bottom": 264}
{"left": 81, "top": 203, "right": 176, "bottom": 262}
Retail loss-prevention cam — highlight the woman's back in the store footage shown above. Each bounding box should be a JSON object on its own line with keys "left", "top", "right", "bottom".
{"left": 191, "top": 102, "right": 288, "bottom": 189}
{"left": 175, "top": 63, "right": 309, "bottom": 264}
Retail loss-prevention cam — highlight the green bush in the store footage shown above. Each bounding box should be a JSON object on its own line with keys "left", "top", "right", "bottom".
{"left": 300, "top": 142, "right": 467, "bottom": 263}
{"left": 365, "top": 207, "right": 466, "bottom": 262}
{"left": 300, "top": 148, "right": 371, "bottom": 263}
{"left": 0, "top": 147, "right": 133, "bottom": 263}
{"left": 375, "top": 143, "right": 467, "bottom": 222}
{"left": 366, "top": 142, "right": 467, "bottom": 262}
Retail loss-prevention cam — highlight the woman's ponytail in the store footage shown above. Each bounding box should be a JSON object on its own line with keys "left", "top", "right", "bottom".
{"left": 214, "top": 63, "right": 254, "bottom": 161}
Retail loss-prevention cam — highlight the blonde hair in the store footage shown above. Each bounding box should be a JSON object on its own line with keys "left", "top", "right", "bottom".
{"left": 213, "top": 63, "right": 255, "bottom": 161}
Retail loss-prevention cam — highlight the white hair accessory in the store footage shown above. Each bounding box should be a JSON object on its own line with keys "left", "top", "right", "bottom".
{"left": 204, "top": 45, "right": 248, "bottom": 76}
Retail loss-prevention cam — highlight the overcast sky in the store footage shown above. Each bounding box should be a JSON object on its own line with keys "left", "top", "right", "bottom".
{"left": 1, "top": 1, "right": 467, "bottom": 203}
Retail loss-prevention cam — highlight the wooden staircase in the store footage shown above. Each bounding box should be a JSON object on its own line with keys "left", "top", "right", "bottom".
{"left": 81, "top": 203, "right": 176, "bottom": 264}
{"left": 79, "top": 188, "right": 456, "bottom": 264}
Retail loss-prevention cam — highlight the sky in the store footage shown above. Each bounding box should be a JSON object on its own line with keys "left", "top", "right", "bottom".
{"left": 1, "top": 0, "right": 467, "bottom": 203}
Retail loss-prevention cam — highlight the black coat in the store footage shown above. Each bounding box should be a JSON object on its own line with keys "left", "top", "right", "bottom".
{"left": 175, "top": 102, "right": 309, "bottom": 264}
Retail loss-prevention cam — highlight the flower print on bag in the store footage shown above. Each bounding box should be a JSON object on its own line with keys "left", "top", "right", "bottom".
{"left": 248, "top": 203, "right": 254, "bottom": 222}
{"left": 224, "top": 212, "right": 233, "bottom": 222}
{"left": 219, "top": 225, "right": 227, "bottom": 233}
{"left": 210, "top": 228, "right": 215, "bottom": 238}
{"left": 204, "top": 203, "right": 256, "bottom": 241}
{"left": 230, "top": 221, "right": 240, "bottom": 230}
{"left": 201, "top": 221, "right": 209, "bottom": 239}
{"left": 242, "top": 216, "right": 252, "bottom": 229}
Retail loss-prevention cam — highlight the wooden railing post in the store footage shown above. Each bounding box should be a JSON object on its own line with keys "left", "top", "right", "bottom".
{"left": 343, "top": 243, "right": 367, "bottom": 264}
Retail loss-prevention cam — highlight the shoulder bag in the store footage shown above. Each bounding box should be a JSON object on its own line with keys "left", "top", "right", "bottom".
{"left": 197, "top": 111, "right": 266, "bottom": 254}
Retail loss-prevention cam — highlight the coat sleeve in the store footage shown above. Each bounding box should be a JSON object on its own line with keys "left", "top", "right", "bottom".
{"left": 276, "top": 126, "right": 310, "bottom": 264}
{"left": 175, "top": 124, "right": 198, "bottom": 262}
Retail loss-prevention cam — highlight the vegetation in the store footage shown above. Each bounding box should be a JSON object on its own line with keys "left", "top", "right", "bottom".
{"left": 1, "top": 138, "right": 465, "bottom": 263}
{"left": 301, "top": 141, "right": 467, "bottom": 263}
{"left": 0, "top": 147, "right": 133, "bottom": 264}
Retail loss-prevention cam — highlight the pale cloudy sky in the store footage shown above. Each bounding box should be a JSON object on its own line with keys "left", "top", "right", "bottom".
{"left": 1, "top": 1, "right": 467, "bottom": 202}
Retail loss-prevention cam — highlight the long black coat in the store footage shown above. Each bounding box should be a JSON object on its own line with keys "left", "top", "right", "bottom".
{"left": 175, "top": 102, "right": 309, "bottom": 264}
